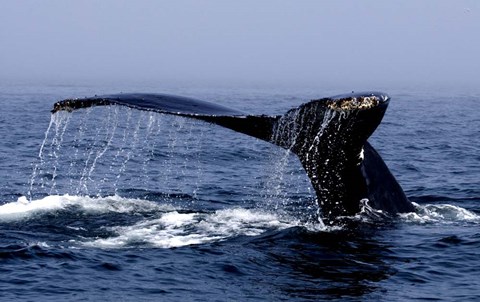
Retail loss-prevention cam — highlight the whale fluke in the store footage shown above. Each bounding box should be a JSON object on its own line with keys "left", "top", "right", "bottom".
{"left": 52, "top": 92, "right": 415, "bottom": 223}
{"left": 52, "top": 93, "right": 281, "bottom": 143}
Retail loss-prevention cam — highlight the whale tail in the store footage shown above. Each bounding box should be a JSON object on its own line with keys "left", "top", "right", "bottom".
{"left": 52, "top": 92, "right": 414, "bottom": 223}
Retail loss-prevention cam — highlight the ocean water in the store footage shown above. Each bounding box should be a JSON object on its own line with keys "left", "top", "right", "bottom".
{"left": 0, "top": 81, "right": 479, "bottom": 301}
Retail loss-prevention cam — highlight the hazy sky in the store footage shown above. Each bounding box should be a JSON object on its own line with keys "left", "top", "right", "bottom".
{"left": 1, "top": 0, "right": 479, "bottom": 87}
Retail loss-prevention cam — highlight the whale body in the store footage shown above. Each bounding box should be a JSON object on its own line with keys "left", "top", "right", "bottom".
{"left": 52, "top": 92, "right": 415, "bottom": 224}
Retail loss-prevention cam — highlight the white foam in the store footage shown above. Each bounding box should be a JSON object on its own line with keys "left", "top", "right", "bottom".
{"left": 0, "top": 194, "right": 169, "bottom": 221}
{"left": 83, "top": 208, "right": 299, "bottom": 249}
{"left": 1, "top": 194, "right": 308, "bottom": 248}
{"left": 400, "top": 202, "right": 480, "bottom": 224}
{"left": 1, "top": 194, "right": 307, "bottom": 248}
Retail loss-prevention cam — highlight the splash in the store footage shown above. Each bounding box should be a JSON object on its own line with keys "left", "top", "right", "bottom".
{"left": 400, "top": 202, "right": 480, "bottom": 224}
{"left": 356, "top": 198, "right": 391, "bottom": 221}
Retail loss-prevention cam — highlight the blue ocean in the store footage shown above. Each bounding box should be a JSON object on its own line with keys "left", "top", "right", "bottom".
{"left": 0, "top": 81, "right": 479, "bottom": 301}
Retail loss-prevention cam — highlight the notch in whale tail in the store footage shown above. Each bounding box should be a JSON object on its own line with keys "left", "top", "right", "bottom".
{"left": 52, "top": 92, "right": 414, "bottom": 223}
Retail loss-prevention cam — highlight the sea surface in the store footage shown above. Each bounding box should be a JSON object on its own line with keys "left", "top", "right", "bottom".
{"left": 0, "top": 81, "right": 479, "bottom": 301}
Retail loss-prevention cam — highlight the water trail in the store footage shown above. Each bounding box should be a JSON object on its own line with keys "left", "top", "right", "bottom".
{"left": 160, "top": 116, "right": 186, "bottom": 197}
{"left": 264, "top": 109, "right": 302, "bottom": 208}
{"left": 264, "top": 106, "right": 343, "bottom": 225}
{"left": 48, "top": 112, "right": 71, "bottom": 194}
{"left": 139, "top": 112, "right": 161, "bottom": 186}
{"left": 28, "top": 115, "right": 55, "bottom": 200}
{"left": 28, "top": 111, "right": 71, "bottom": 199}
{"left": 111, "top": 108, "right": 134, "bottom": 195}
{"left": 263, "top": 150, "right": 294, "bottom": 210}
{"left": 191, "top": 128, "right": 205, "bottom": 200}
{"left": 84, "top": 106, "right": 119, "bottom": 195}
{"left": 67, "top": 108, "right": 93, "bottom": 190}
{"left": 266, "top": 108, "right": 337, "bottom": 206}
{"left": 270, "top": 107, "right": 301, "bottom": 149}
{"left": 24, "top": 105, "right": 209, "bottom": 204}
{"left": 306, "top": 109, "right": 337, "bottom": 157}
{"left": 73, "top": 108, "right": 204, "bottom": 197}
